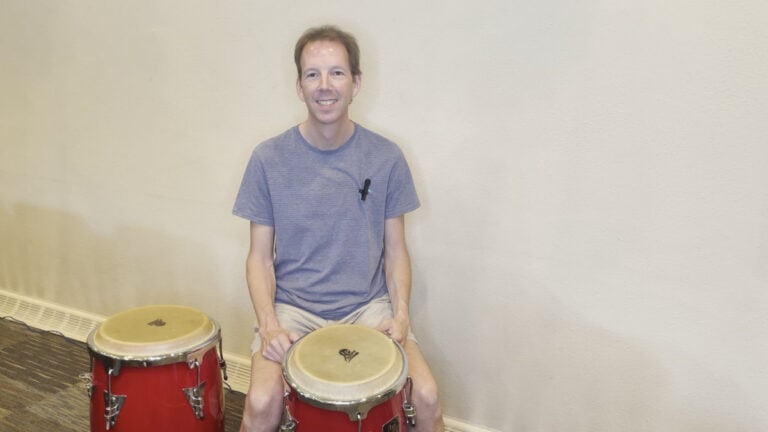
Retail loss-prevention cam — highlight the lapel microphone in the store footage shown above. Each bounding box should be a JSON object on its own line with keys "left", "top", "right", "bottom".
{"left": 359, "top": 178, "right": 371, "bottom": 201}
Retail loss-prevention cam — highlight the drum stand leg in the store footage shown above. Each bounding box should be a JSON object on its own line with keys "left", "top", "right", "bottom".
{"left": 402, "top": 376, "right": 417, "bottom": 427}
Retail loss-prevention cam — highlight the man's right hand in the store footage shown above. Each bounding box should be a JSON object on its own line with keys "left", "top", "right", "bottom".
{"left": 259, "top": 327, "right": 301, "bottom": 363}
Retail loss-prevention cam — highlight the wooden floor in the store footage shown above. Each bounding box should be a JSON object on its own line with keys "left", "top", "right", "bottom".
{"left": 0, "top": 317, "right": 245, "bottom": 431}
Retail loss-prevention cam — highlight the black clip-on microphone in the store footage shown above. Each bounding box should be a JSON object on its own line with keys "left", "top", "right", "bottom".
{"left": 359, "top": 179, "right": 371, "bottom": 201}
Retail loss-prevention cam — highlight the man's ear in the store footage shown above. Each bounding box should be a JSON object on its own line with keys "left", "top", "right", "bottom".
{"left": 352, "top": 74, "right": 362, "bottom": 98}
{"left": 296, "top": 77, "right": 305, "bottom": 102}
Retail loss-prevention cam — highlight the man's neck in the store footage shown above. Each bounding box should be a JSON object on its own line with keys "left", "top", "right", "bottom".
{"left": 299, "top": 119, "right": 355, "bottom": 151}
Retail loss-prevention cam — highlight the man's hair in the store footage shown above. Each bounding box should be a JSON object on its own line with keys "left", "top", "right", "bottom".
{"left": 294, "top": 25, "right": 361, "bottom": 78}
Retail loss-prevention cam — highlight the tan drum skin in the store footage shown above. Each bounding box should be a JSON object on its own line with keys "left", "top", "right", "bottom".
{"left": 283, "top": 324, "right": 409, "bottom": 421}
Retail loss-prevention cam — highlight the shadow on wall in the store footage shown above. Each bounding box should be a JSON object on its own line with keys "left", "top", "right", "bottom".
{"left": 0, "top": 202, "right": 226, "bottom": 318}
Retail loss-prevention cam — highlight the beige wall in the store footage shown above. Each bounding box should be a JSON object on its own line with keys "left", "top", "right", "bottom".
{"left": 2, "top": 1, "right": 767, "bottom": 430}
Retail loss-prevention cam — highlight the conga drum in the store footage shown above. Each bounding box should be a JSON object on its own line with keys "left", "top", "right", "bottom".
{"left": 86, "top": 305, "right": 226, "bottom": 431}
{"left": 282, "top": 324, "right": 415, "bottom": 432}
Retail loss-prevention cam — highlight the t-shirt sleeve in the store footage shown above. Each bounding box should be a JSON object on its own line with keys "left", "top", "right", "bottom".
{"left": 232, "top": 151, "right": 274, "bottom": 226}
{"left": 385, "top": 152, "right": 421, "bottom": 219}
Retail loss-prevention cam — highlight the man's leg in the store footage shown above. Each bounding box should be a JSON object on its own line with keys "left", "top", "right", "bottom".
{"left": 239, "top": 352, "right": 284, "bottom": 432}
{"left": 404, "top": 340, "right": 445, "bottom": 432}
{"left": 347, "top": 297, "right": 445, "bottom": 430}
{"left": 240, "top": 304, "right": 328, "bottom": 431}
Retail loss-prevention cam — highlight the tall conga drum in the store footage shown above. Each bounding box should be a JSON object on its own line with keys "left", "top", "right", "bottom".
{"left": 282, "top": 324, "right": 415, "bottom": 432}
{"left": 86, "top": 305, "right": 226, "bottom": 431}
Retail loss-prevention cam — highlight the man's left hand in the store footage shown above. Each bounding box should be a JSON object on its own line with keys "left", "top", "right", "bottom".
{"left": 377, "top": 316, "right": 409, "bottom": 346}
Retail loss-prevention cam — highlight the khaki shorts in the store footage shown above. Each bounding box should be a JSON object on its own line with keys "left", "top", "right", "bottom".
{"left": 251, "top": 296, "right": 417, "bottom": 355}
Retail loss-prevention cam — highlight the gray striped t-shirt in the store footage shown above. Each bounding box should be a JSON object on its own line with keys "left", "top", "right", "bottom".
{"left": 233, "top": 124, "right": 420, "bottom": 320}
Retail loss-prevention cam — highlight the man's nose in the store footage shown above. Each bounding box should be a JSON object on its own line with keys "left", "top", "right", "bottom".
{"left": 319, "top": 72, "right": 331, "bottom": 89}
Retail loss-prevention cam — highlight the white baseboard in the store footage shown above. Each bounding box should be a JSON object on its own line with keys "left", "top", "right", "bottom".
{"left": 445, "top": 417, "right": 501, "bottom": 432}
{"left": 0, "top": 289, "right": 497, "bottom": 432}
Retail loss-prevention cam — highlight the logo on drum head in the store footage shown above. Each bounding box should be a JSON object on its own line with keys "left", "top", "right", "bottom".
{"left": 147, "top": 318, "right": 167, "bottom": 327}
{"left": 339, "top": 348, "right": 359, "bottom": 363}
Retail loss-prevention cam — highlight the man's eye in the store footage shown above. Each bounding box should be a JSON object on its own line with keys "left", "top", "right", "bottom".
{"left": 304, "top": 72, "right": 318, "bottom": 79}
{"left": 332, "top": 70, "right": 345, "bottom": 77}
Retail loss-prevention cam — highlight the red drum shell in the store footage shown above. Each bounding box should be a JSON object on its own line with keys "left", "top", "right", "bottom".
{"left": 89, "top": 348, "right": 224, "bottom": 432}
{"left": 285, "top": 385, "right": 406, "bottom": 432}
{"left": 87, "top": 305, "right": 224, "bottom": 432}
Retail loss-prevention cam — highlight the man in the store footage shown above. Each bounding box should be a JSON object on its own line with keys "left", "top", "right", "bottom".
{"left": 233, "top": 25, "right": 444, "bottom": 431}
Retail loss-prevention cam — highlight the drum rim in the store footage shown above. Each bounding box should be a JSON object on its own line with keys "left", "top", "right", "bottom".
{"left": 87, "top": 318, "right": 221, "bottom": 368}
{"left": 283, "top": 326, "right": 409, "bottom": 419}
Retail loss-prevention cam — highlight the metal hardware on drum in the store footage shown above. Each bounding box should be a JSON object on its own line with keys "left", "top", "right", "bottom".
{"left": 218, "top": 337, "right": 228, "bottom": 381}
{"left": 183, "top": 359, "right": 207, "bottom": 420}
{"left": 279, "top": 390, "right": 298, "bottom": 432}
{"left": 279, "top": 418, "right": 297, "bottom": 432}
{"left": 79, "top": 373, "right": 94, "bottom": 398}
{"left": 104, "top": 367, "right": 126, "bottom": 431}
{"left": 402, "top": 376, "right": 416, "bottom": 426}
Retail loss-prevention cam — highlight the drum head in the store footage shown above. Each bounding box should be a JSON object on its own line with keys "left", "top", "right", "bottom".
{"left": 284, "top": 324, "right": 407, "bottom": 404}
{"left": 89, "top": 305, "right": 216, "bottom": 360}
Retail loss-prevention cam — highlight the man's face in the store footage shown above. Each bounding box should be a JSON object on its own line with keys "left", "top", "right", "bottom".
{"left": 296, "top": 40, "right": 361, "bottom": 127}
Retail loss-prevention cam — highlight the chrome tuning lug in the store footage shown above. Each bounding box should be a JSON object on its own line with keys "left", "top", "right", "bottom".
{"left": 183, "top": 359, "right": 206, "bottom": 419}
{"left": 402, "top": 376, "right": 416, "bottom": 426}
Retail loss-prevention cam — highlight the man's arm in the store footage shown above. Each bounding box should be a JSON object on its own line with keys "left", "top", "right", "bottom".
{"left": 380, "top": 215, "right": 412, "bottom": 344}
{"left": 246, "top": 221, "right": 297, "bottom": 362}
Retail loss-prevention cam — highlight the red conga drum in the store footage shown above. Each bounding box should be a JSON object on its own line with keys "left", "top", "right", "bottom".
{"left": 86, "top": 305, "right": 226, "bottom": 431}
{"left": 282, "top": 324, "right": 415, "bottom": 432}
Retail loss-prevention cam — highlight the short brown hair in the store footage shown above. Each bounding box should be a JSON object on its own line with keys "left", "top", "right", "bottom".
{"left": 294, "top": 25, "right": 361, "bottom": 78}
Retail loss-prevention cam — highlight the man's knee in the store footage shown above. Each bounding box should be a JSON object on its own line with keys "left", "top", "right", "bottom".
{"left": 241, "top": 356, "right": 285, "bottom": 430}
{"left": 241, "top": 383, "right": 283, "bottom": 432}
{"left": 244, "top": 383, "right": 282, "bottom": 417}
{"left": 413, "top": 378, "right": 441, "bottom": 413}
